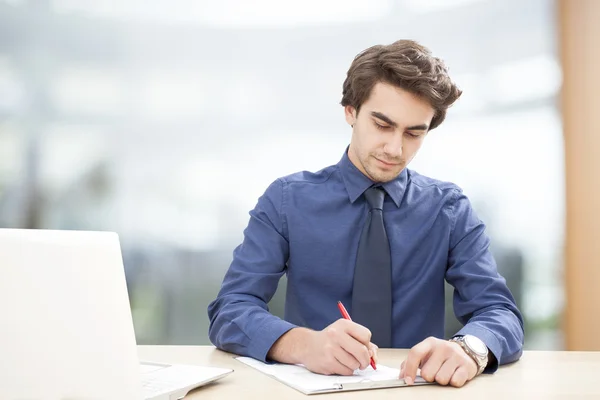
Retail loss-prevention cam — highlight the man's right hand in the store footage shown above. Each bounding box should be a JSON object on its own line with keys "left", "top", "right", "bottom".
{"left": 267, "top": 319, "right": 378, "bottom": 376}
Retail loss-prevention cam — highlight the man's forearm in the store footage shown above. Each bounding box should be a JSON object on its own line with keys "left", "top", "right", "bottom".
{"left": 267, "top": 327, "right": 314, "bottom": 364}
{"left": 208, "top": 294, "right": 298, "bottom": 361}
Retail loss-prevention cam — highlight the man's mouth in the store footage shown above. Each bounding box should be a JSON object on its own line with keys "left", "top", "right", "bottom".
{"left": 374, "top": 157, "right": 401, "bottom": 167}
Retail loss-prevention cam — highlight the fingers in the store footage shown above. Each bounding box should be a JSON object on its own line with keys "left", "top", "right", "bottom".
{"left": 336, "top": 328, "right": 372, "bottom": 370}
{"left": 368, "top": 342, "right": 379, "bottom": 365}
{"left": 320, "top": 344, "right": 355, "bottom": 375}
{"left": 420, "top": 341, "right": 453, "bottom": 382}
{"left": 401, "top": 338, "right": 478, "bottom": 388}
{"left": 402, "top": 337, "right": 435, "bottom": 385}
{"left": 342, "top": 319, "right": 372, "bottom": 345}
{"left": 333, "top": 338, "right": 360, "bottom": 371}
{"left": 450, "top": 366, "right": 469, "bottom": 387}
{"left": 319, "top": 337, "right": 359, "bottom": 376}
{"left": 331, "top": 349, "right": 360, "bottom": 375}
{"left": 325, "top": 320, "right": 371, "bottom": 371}
{"left": 433, "top": 357, "right": 460, "bottom": 386}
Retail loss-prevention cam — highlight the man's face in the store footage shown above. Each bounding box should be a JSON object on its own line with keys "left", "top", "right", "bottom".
{"left": 345, "top": 82, "right": 435, "bottom": 183}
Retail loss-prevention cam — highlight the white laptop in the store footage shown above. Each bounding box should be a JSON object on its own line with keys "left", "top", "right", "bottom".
{"left": 0, "top": 228, "right": 233, "bottom": 400}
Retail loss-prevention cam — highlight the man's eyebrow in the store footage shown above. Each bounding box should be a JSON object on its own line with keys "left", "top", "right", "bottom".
{"left": 371, "top": 111, "right": 429, "bottom": 131}
{"left": 406, "top": 123, "right": 429, "bottom": 131}
{"left": 371, "top": 111, "right": 397, "bottom": 127}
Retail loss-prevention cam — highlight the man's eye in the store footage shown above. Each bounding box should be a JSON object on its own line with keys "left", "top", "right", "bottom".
{"left": 375, "top": 122, "right": 391, "bottom": 130}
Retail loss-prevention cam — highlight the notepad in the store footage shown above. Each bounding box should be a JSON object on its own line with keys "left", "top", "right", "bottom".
{"left": 236, "top": 357, "right": 430, "bottom": 395}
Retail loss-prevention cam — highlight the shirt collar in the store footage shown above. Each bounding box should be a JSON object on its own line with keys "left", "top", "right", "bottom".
{"left": 337, "top": 147, "right": 408, "bottom": 208}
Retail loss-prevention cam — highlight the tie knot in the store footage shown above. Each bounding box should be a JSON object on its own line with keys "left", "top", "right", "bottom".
{"left": 364, "top": 186, "right": 385, "bottom": 210}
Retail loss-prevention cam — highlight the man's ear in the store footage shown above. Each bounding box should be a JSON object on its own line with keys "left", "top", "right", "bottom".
{"left": 344, "top": 105, "right": 357, "bottom": 127}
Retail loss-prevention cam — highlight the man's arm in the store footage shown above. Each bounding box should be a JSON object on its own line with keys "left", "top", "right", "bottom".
{"left": 207, "top": 179, "right": 378, "bottom": 373}
{"left": 401, "top": 189, "right": 524, "bottom": 388}
{"left": 207, "top": 179, "right": 296, "bottom": 362}
{"left": 445, "top": 189, "right": 525, "bottom": 371}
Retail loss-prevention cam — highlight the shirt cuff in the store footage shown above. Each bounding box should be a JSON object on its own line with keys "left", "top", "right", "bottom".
{"left": 248, "top": 317, "right": 297, "bottom": 362}
{"left": 454, "top": 324, "right": 502, "bottom": 373}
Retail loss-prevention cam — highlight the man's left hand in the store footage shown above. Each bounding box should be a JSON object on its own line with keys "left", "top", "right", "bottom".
{"left": 400, "top": 336, "right": 477, "bottom": 388}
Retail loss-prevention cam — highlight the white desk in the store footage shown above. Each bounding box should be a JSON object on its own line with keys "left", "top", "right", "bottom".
{"left": 138, "top": 346, "right": 600, "bottom": 399}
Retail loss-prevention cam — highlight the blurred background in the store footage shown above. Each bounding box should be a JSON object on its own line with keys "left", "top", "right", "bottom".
{"left": 0, "top": 0, "right": 589, "bottom": 350}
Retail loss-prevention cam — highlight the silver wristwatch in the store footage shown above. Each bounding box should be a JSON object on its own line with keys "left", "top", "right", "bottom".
{"left": 450, "top": 334, "right": 489, "bottom": 376}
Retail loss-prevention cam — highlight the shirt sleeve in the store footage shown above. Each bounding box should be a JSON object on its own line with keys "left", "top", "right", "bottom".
{"left": 207, "top": 178, "right": 296, "bottom": 361}
{"left": 445, "top": 189, "right": 525, "bottom": 373}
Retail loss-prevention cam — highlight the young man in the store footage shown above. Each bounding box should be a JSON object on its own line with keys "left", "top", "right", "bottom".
{"left": 208, "top": 40, "right": 524, "bottom": 388}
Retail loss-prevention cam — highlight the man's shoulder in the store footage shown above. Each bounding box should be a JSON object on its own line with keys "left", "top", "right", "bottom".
{"left": 407, "top": 169, "right": 462, "bottom": 194}
{"left": 277, "top": 163, "right": 339, "bottom": 187}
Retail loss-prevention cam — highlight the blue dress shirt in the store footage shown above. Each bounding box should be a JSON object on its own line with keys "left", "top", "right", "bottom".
{"left": 208, "top": 149, "right": 524, "bottom": 371}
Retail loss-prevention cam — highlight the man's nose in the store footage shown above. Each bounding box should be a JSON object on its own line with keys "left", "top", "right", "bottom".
{"left": 383, "top": 135, "right": 403, "bottom": 158}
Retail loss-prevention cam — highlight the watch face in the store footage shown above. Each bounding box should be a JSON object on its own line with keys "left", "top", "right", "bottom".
{"left": 464, "top": 335, "right": 488, "bottom": 356}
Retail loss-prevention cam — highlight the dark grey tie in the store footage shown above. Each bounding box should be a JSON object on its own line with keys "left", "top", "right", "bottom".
{"left": 351, "top": 186, "right": 392, "bottom": 347}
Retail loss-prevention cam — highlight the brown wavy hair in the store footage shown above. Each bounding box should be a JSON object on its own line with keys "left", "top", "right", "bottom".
{"left": 341, "top": 40, "right": 462, "bottom": 130}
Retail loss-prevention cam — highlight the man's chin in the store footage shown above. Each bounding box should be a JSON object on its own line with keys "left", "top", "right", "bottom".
{"left": 366, "top": 167, "right": 403, "bottom": 183}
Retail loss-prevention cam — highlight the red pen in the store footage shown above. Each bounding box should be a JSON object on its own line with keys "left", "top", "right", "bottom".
{"left": 337, "top": 301, "right": 377, "bottom": 370}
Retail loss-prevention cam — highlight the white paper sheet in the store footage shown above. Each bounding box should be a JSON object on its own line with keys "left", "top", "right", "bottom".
{"left": 236, "top": 357, "right": 429, "bottom": 394}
